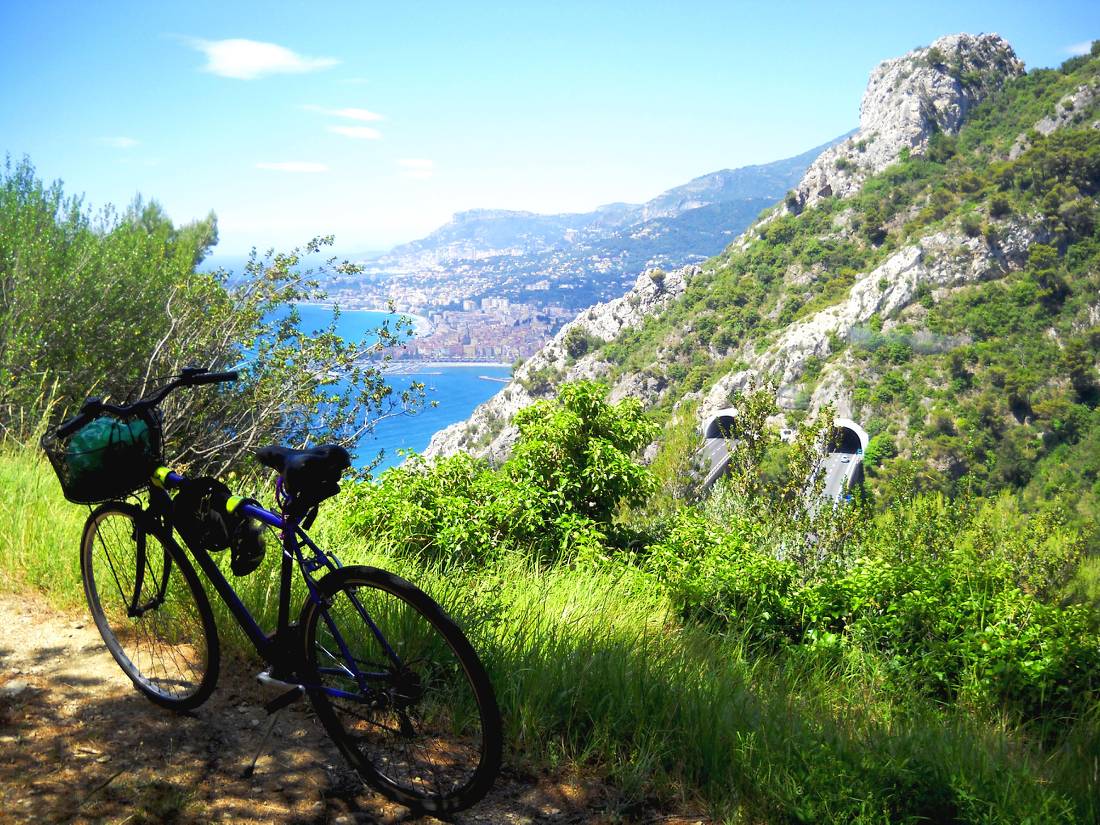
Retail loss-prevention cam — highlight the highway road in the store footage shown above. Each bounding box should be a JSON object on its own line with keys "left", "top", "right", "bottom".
{"left": 700, "top": 437, "right": 733, "bottom": 489}
{"left": 819, "top": 449, "right": 861, "bottom": 501}
{"left": 697, "top": 414, "right": 866, "bottom": 500}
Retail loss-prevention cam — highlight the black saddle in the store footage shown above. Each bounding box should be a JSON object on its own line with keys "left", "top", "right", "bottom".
{"left": 255, "top": 444, "right": 351, "bottom": 510}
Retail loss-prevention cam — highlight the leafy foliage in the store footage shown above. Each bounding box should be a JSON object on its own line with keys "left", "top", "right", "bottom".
{"left": 0, "top": 157, "right": 420, "bottom": 473}
{"left": 335, "top": 382, "right": 656, "bottom": 565}
{"left": 646, "top": 401, "right": 1097, "bottom": 726}
{"left": 509, "top": 381, "right": 657, "bottom": 523}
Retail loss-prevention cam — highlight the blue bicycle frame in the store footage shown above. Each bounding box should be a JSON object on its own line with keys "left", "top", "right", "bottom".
{"left": 150, "top": 467, "right": 399, "bottom": 700}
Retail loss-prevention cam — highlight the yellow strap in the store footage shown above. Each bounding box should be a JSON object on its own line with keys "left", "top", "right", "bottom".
{"left": 151, "top": 466, "right": 172, "bottom": 488}
{"left": 226, "top": 495, "right": 245, "bottom": 513}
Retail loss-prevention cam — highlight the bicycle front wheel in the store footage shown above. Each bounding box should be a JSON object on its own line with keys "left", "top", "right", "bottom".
{"left": 300, "top": 566, "right": 502, "bottom": 814}
{"left": 81, "top": 501, "right": 220, "bottom": 710}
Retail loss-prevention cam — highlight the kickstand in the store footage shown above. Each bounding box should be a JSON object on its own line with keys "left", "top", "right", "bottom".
{"left": 242, "top": 709, "right": 281, "bottom": 779}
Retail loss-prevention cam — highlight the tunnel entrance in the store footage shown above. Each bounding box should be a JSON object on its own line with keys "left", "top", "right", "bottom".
{"left": 704, "top": 414, "right": 737, "bottom": 439}
{"left": 829, "top": 418, "right": 869, "bottom": 455}
{"left": 832, "top": 427, "right": 863, "bottom": 453}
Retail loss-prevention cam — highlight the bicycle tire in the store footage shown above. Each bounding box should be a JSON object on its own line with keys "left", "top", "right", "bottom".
{"left": 299, "top": 565, "right": 502, "bottom": 814}
{"left": 81, "top": 501, "right": 220, "bottom": 710}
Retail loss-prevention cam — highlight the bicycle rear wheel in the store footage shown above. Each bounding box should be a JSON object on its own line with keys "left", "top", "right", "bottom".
{"left": 81, "top": 501, "right": 219, "bottom": 710}
{"left": 300, "top": 566, "right": 502, "bottom": 814}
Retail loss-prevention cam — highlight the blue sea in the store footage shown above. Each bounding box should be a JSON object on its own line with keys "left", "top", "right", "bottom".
{"left": 290, "top": 304, "right": 511, "bottom": 472}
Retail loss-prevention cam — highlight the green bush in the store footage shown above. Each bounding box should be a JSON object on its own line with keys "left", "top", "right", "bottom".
{"left": 0, "top": 158, "right": 414, "bottom": 474}
{"left": 648, "top": 483, "right": 1099, "bottom": 723}
{"left": 562, "top": 325, "right": 596, "bottom": 359}
{"left": 335, "top": 382, "right": 657, "bottom": 565}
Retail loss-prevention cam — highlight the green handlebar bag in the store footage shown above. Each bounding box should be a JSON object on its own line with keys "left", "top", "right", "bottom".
{"left": 62, "top": 416, "right": 155, "bottom": 500}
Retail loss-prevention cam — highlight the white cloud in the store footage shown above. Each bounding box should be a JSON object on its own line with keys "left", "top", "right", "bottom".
{"left": 100, "top": 136, "right": 139, "bottom": 149}
{"left": 1066, "top": 41, "right": 1093, "bottom": 56}
{"left": 327, "top": 125, "right": 383, "bottom": 140}
{"left": 398, "top": 158, "right": 434, "bottom": 179}
{"left": 303, "top": 104, "right": 384, "bottom": 122}
{"left": 190, "top": 38, "right": 338, "bottom": 80}
{"left": 255, "top": 161, "right": 329, "bottom": 173}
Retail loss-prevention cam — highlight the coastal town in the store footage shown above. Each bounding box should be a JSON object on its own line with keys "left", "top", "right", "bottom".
{"left": 397, "top": 300, "right": 575, "bottom": 363}
{"left": 325, "top": 264, "right": 579, "bottom": 364}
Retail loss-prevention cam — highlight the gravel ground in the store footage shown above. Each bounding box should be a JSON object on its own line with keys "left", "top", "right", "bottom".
{"left": 0, "top": 591, "right": 710, "bottom": 825}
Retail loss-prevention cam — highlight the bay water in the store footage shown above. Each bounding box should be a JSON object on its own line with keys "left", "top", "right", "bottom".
{"left": 291, "top": 303, "right": 511, "bottom": 472}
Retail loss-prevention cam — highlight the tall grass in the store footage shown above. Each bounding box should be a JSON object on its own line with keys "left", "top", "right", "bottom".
{"left": 0, "top": 443, "right": 87, "bottom": 607}
{"left": 3, "top": 444, "right": 1097, "bottom": 823}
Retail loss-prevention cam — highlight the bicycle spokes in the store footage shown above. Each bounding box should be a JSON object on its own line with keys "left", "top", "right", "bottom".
{"left": 84, "top": 506, "right": 217, "bottom": 705}
{"left": 305, "top": 574, "right": 498, "bottom": 808}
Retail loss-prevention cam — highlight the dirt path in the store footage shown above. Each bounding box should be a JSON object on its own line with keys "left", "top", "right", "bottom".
{"left": 0, "top": 592, "right": 708, "bottom": 825}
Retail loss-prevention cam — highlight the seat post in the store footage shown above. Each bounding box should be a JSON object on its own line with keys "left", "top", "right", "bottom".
{"left": 276, "top": 516, "right": 296, "bottom": 640}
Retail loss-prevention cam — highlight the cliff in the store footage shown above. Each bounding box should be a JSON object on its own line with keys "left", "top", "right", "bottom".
{"left": 426, "top": 33, "right": 1100, "bottom": 498}
{"left": 789, "top": 33, "right": 1023, "bottom": 211}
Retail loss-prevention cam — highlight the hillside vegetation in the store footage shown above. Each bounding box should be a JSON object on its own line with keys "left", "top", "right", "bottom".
{"left": 3, "top": 379, "right": 1099, "bottom": 822}
{"left": 435, "top": 39, "right": 1100, "bottom": 548}
{"left": 597, "top": 43, "right": 1100, "bottom": 537}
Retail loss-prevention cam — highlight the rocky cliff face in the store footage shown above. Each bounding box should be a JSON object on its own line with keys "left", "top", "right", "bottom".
{"left": 424, "top": 33, "right": 1037, "bottom": 465}
{"left": 697, "top": 217, "right": 1048, "bottom": 424}
{"left": 789, "top": 33, "right": 1023, "bottom": 212}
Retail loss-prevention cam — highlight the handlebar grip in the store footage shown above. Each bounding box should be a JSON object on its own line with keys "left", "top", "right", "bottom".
{"left": 191, "top": 370, "right": 238, "bottom": 385}
{"left": 56, "top": 413, "right": 91, "bottom": 439}
{"left": 56, "top": 396, "right": 104, "bottom": 438}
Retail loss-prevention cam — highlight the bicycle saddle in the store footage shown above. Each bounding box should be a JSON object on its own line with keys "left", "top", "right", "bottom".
{"left": 256, "top": 444, "right": 351, "bottom": 507}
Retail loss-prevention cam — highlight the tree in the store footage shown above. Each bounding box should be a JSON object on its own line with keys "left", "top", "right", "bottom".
{"left": 563, "top": 325, "right": 592, "bottom": 359}
{"left": 863, "top": 433, "right": 897, "bottom": 473}
{"left": 507, "top": 381, "right": 657, "bottom": 523}
{"left": 1064, "top": 338, "right": 1099, "bottom": 405}
{"left": 0, "top": 157, "right": 421, "bottom": 474}
{"left": 1026, "top": 243, "right": 1069, "bottom": 309}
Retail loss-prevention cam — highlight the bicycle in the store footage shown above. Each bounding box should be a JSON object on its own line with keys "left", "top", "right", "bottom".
{"left": 40, "top": 367, "right": 502, "bottom": 814}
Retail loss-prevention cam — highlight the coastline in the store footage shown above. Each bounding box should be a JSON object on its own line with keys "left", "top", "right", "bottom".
{"left": 384, "top": 360, "right": 512, "bottom": 370}
{"left": 295, "top": 301, "right": 433, "bottom": 337}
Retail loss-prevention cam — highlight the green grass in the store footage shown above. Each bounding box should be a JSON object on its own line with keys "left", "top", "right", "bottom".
{"left": 0, "top": 443, "right": 88, "bottom": 607}
{"left": 3, "top": 444, "right": 1097, "bottom": 823}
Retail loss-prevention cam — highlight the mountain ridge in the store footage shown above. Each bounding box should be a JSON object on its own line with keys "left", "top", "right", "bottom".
{"left": 425, "top": 32, "right": 1100, "bottom": 523}
{"left": 385, "top": 138, "right": 844, "bottom": 266}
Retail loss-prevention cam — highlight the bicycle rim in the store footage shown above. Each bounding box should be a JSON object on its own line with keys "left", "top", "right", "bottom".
{"left": 81, "top": 503, "right": 219, "bottom": 709}
{"left": 302, "top": 567, "right": 501, "bottom": 813}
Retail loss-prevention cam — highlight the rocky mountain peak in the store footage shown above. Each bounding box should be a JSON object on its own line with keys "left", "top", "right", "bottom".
{"left": 789, "top": 33, "right": 1024, "bottom": 212}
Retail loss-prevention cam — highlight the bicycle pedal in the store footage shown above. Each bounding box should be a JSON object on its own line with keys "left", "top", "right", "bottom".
{"left": 264, "top": 688, "right": 303, "bottom": 715}
{"left": 257, "top": 670, "right": 304, "bottom": 715}
{"left": 257, "top": 669, "right": 302, "bottom": 692}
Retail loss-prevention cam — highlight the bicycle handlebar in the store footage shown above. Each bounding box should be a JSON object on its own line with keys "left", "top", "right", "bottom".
{"left": 190, "top": 370, "right": 239, "bottom": 386}
{"left": 55, "top": 368, "right": 239, "bottom": 438}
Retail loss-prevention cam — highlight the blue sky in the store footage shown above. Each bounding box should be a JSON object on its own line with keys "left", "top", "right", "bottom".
{"left": 2, "top": 1, "right": 1097, "bottom": 254}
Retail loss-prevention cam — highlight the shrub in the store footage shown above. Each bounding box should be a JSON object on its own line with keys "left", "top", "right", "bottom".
{"left": 510, "top": 381, "right": 658, "bottom": 525}
{"left": 337, "top": 382, "right": 658, "bottom": 566}
{"left": 989, "top": 193, "right": 1012, "bottom": 218}
{"left": 863, "top": 433, "right": 897, "bottom": 471}
{"left": 563, "top": 325, "right": 595, "bottom": 359}
{"left": 960, "top": 212, "right": 982, "bottom": 237}
{"left": 0, "top": 158, "right": 415, "bottom": 474}
{"left": 649, "top": 478, "right": 1100, "bottom": 723}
